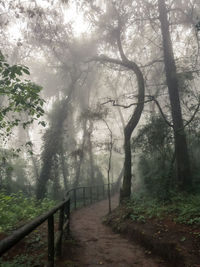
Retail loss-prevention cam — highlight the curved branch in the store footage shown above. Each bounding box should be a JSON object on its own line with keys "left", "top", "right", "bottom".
{"left": 116, "top": 25, "right": 127, "bottom": 62}
{"left": 183, "top": 101, "right": 200, "bottom": 128}
{"left": 93, "top": 58, "right": 145, "bottom": 139}
{"left": 93, "top": 27, "right": 145, "bottom": 201}
{"left": 150, "top": 96, "right": 173, "bottom": 128}
{"left": 101, "top": 95, "right": 173, "bottom": 129}
{"left": 101, "top": 98, "right": 152, "bottom": 109}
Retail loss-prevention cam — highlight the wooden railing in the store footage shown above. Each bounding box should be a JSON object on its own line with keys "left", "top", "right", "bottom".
{"left": 67, "top": 183, "right": 116, "bottom": 210}
{"left": 0, "top": 182, "right": 117, "bottom": 266}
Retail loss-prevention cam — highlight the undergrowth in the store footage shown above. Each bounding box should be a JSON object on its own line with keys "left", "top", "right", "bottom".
{"left": 0, "top": 253, "right": 45, "bottom": 267}
{"left": 0, "top": 191, "right": 56, "bottom": 232}
{"left": 127, "top": 193, "right": 200, "bottom": 225}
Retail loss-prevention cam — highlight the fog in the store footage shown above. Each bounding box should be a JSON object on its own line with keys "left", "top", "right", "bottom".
{"left": 1, "top": 0, "right": 200, "bottom": 201}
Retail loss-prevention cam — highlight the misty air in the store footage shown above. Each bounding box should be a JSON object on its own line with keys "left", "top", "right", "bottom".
{"left": 0, "top": 0, "right": 200, "bottom": 266}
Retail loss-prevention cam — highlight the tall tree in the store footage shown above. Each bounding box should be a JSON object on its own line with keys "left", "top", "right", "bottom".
{"left": 36, "top": 80, "right": 76, "bottom": 200}
{"left": 94, "top": 14, "right": 145, "bottom": 200}
{"left": 158, "top": 0, "right": 192, "bottom": 190}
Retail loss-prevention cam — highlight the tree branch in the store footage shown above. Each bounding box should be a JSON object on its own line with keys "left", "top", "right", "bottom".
{"left": 183, "top": 100, "right": 200, "bottom": 128}
{"left": 149, "top": 96, "right": 173, "bottom": 128}
{"left": 101, "top": 95, "right": 173, "bottom": 129}
{"left": 101, "top": 98, "right": 152, "bottom": 109}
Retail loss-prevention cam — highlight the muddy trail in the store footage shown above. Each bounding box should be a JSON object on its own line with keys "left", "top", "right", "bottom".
{"left": 58, "top": 195, "right": 168, "bottom": 267}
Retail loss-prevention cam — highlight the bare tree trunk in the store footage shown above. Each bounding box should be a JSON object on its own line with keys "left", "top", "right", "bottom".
{"left": 121, "top": 58, "right": 145, "bottom": 201}
{"left": 108, "top": 78, "right": 125, "bottom": 191}
{"left": 103, "top": 119, "right": 113, "bottom": 214}
{"left": 158, "top": 0, "right": 192, "bottom": 190}
{"left": 88, "top": 122, "right": 95, "bottom": 186}
{"left": 25, "top": 128, "right": 39, "bottom": 181}
{"left": 60, "top": 147, "right": 68, "bottom": 191}
{"left": 52, "top": 156, "right": 61, "bottom": 200}
{"left": 116, "top": 166, "right": 124, "bottom": 189}
{"left": 73, "top": 119, "right": 87, "bottom": 187}
{"left": 108, "top": 77, "right": 125, "bottom": 135}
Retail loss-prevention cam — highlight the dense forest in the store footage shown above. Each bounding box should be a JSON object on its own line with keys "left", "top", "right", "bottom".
{"left": 0, "top": 0, "right": 200, "bottom": 266}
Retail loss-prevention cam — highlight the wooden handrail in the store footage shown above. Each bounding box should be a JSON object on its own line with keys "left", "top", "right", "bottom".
{"left": 0, "top": 182, "right": 118, "bottom": 266}
{"left": 0, "top": 197, "right": 69, "bottom": 256}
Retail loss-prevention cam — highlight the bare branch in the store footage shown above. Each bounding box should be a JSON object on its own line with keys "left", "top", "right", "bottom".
{"left": 149, "top": 96, "right": 173, "bottom": 128}
{"left": 101, "top": 95, "right": 173, "bottom": 129}
{"left": 183, "top": 100, "right": 200, "bottom": 128}
{"left": 101, "top": 98, "right": 152, "bottom": 109}
{"left": 140, "top": 59, "right": 163, "bottom": 68}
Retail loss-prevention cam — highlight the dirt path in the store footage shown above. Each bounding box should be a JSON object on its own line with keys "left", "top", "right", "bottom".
{"left": 63, "top": 195, "right": 167, "bottom": 267}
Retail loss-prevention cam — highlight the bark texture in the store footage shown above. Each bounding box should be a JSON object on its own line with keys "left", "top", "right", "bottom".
{"left": 158, "top": 0, "right": 192, "bottom": 190}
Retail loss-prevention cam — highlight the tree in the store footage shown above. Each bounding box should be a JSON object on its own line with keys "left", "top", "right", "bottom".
{"left": 102, "top": 119, "right": 113, "bottom": 213}
{"left": 94, "top": 27, "right": 145, "bottom": 201}
{"left": 158, "top": 0, "right": 192, "bottom": 191}
{"left": 36, "top": 83, "right": 76, "bottom": 200}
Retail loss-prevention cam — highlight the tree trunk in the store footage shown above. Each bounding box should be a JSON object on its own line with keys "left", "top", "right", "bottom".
{"left": 158, "top": 0, "right": 192, "bottom": 190}
{"left": 88, "top": 122, "right": 95, "bottom": 186}
{"left": 52, "top": 156, "right": 61, "bottom": 200}
{"left": 120, "top": 135, "right": 131, "bottom": 201}
{"left": 25, "top": 128, "right": 39, "bottom": 181}
{"left": 36, "top": 82, "right": 75, "bottom": 200}
{"left": 120, "top": 61, "right": 145, "bottom": 201}
{"left": 60, "top": 147, "right": 68, "bottom": 191}
{"left": 73, "top": 119, "right": 87, "bottom": 187}
{"left": 116, "top": 166, "right": 124, "bottom": 189}
{"left": 94, "top": 30, "right": 145, "bottom": 202}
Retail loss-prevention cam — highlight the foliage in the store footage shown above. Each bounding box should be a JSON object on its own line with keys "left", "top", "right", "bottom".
{"left": 126, "top": 193, "right": 200, "bottom": 225}
{"left": 0, "top": 191, "right": 56, "bottom": 232}
{"left": 0, "top": 52, "right": 45, "bottom": 141}
{"left": 0, "top": 253, "right": 45, "bottom": 267}
{"left": 133, "top": 115, "right": 173, "bottom": 154}
{"left": 0, "top": 149, "right": 33, "bottom": 195}
{"left": 132, "top": 115, "right": 174, "bottom": 198}
{"left": 185, "top": 121, "right": 200, "bottom": 192}
{"left": 196, "top": 21, "right": 200, "bottom": 31}
{"left": 137, "top": 154, "right": 173, "bottom": 199}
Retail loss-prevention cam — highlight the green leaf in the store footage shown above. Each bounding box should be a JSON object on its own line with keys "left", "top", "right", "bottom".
{"left": 180, "top": 236, "right": 186, "bottom": 242}
{"left": 22, "top": 68, "right": 30, "bottom": 75}
{"left": 39, "top": 121, "right": 46, "bottom": 127}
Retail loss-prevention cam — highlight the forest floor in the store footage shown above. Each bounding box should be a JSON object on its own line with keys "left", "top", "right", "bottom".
{"left": 1, "top": 195, "right": 199, "bottom": 266}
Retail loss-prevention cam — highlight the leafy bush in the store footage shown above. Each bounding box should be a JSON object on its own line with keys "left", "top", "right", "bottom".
{"left": 0, "top": 191, "right": 56, "bottom": 232}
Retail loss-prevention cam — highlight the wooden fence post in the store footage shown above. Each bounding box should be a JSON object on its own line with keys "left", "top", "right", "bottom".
{"left": 90, "top": 187, "right": 92, "bottom": 204}
{"left": 55, "top": 206, "right": 64, "bottom": 257}
{"left": 74, "top": 189, "right": 77, "bottom": 210}
{"left": 97, "top": 186, "right": 99, "bottom": 200}
{"left": 103, "top": 184, "right": 105, "bottom": 198}
{"left": 67, "top": 199, "right": 70, "bottom": 235}
{"left": 108, "top": 183, "right": 111, "bottom": 214}
{"left": 83, "top": 187, "right": 86, "bottom": 206}
{"left": 47, "top": 215, "right": 54, "bottom": 267}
